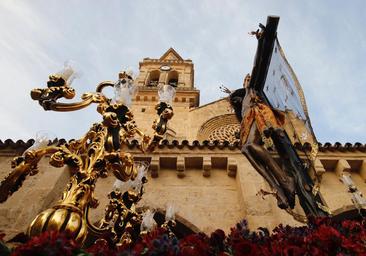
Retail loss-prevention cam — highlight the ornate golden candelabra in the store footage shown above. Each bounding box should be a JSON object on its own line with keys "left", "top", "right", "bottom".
{"left": 0, "top": 64, "right": 175, "bottom": 245}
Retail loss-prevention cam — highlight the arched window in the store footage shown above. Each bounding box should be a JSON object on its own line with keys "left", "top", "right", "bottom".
{"left": 197, "top": 114, "right": 240, "bottom": 143}
{"left": 167, "top": 70, "right": 179, "bottom": 87}
{"left": 146, "top": 70, "right": 160, "bottom": 87}
{"left": 153, "top": 210, "right": 201, "bottom": 238}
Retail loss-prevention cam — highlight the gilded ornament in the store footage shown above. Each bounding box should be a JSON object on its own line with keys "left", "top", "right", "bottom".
{"left": 0, "top": 69, "right": 175, "bottom": 245}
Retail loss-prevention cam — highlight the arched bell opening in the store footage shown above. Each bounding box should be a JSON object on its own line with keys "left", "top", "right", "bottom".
{"left": 146, "top": 70, "right": 160, "bottom": 87}
{"left": 166, "top": 70, "right": 179, "bottom": 87}
{"left": 153, "top": 209, "right": 201, "bottom": 239}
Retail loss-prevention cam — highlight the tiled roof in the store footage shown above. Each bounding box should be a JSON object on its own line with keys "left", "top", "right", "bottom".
{"left": 0, "top": 139, "right": 366, "bottom": 152}
{"left": 0, "top": 139, "right": 34, "bottom": 149}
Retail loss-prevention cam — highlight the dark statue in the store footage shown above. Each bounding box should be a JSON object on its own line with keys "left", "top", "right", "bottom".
{"left": 226, "top": 75, "right": 329, "bottom": 218}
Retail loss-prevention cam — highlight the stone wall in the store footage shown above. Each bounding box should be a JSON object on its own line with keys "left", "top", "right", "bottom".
{"left": 0, "top": 153, "right": 70, "bottom": 238}
{"left": 1, "top": 144, "right": 364, "bottom": 239}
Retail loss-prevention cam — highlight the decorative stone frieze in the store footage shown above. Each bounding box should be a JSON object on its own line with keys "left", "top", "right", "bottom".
{"left": 176, "top": 156, "right": 185, "bottom": 178}
{"left": 202, "top": 156, "right": 211, "bottom": 177}
{"left": 150, "top": 157, "right": 159, "bottom": 178}
{"left": 227, "top": 158, "right": 237, "bottom": 177}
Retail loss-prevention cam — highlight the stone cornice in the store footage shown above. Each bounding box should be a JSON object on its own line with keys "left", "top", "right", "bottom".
{"left": 1, "top": 139, "right": 366, "bottom": 153}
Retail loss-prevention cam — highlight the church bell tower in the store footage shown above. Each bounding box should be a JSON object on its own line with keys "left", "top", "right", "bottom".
{"left": 134, "top": 48, "right": 199, "bottom": 107}
{"left": 131, "top": 48, "right": 200, "bottom": 140}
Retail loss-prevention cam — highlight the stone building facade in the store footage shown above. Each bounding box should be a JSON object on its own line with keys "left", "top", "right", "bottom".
{"left": 1, "top": 49, "right": 366, "bottom": 238}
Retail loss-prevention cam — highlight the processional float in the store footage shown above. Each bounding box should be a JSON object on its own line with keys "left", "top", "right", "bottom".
{"left": 224, "top": 16, "right": 331, "bottom": 221}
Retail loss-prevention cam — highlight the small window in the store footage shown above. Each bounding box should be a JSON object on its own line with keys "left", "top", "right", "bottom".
{"left": 141, "top": 108, "right": 146, "bottom": 112}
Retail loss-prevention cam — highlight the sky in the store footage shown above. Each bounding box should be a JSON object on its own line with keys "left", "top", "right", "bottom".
{"left": 0, "top": 0, "right": 365, "bottom": 143}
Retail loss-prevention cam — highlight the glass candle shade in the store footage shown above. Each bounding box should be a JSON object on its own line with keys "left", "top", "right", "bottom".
{"left": 55, "top": 60, "right": 81, "bottom": 86}
{"left": 165, "top": 202, "right": 176, "bottom": 221}
{"left": 25, "top": 130, "right": 55, "bottom": 154}
{"left": 112, "top": 75, "right": 137, "bottom": 108}
{"left": 113, "top": 162, "right": 149, "bottom": 193}
{"left": 140, "top": 209, "right": 157, "bottom": 233}
{"left": 158, "top": 84, "right": 176, "bottom": 105}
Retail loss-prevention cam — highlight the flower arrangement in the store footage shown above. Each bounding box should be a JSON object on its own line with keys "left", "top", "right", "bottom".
{"left": 1, "top": 217, "right": 365, "bottom": 255}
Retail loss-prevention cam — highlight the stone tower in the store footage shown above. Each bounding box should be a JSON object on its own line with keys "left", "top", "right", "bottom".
{"left": 131, "top": 48, "right": 200, "bottom": 140}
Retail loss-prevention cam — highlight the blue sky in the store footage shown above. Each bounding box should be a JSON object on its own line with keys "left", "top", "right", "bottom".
{"left": 0, "top": 0, "right": 365, "bottom": 143}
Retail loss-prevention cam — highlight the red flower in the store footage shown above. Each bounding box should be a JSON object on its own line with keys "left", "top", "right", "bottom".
{"left": 210, "top": 229, "right": 225, "bottom": 244}
{"left": 11, "top": 231, "right": 80, "bottom": 256}
{"left": 0, "top": 232, "right": 5, "bottom": 241}
{"left": 232, "top": 240, "right": 260, "bottom": 256}
{"left": 210, "top": 229, "right": 226, "bottom": 252}
{"left": 87, "top": 239, "right": 116, "bottom": 255}
{"left": 305, "top": 225, "right": 343, "bottom": 255}
{"left": 179, "top": 233, "right": 211, "bottom": 256}
{"left": 5, "top": 217, "right": 366, "bottom": 256}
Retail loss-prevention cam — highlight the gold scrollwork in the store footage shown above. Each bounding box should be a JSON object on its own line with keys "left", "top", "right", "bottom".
{"left": 0, "top": 70, "right": 174, "bottom": 245}
{"left": 0, "top": 146, "right": 59, "bottom": 203}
